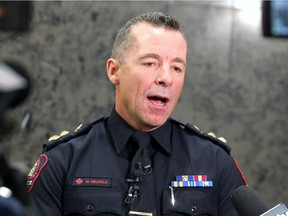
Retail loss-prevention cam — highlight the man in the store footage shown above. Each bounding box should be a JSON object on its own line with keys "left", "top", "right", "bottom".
{"left": 27, "top": 12, "right": 246, "bottom": 215}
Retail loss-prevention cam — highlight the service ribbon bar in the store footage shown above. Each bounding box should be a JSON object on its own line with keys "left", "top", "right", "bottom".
{"left": 176, "top": 175, "right": 207, "bottom": 181}
{"left": 171, "top": 180, "right": 213, "bottom": 188}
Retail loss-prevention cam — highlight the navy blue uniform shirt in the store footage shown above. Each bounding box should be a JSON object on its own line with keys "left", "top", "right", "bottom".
{"left": 27, "top": 108, "right": 246, "bottom": 215}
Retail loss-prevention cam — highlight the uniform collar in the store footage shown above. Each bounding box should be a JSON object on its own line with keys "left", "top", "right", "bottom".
{"left": 107, "top": 107, "right": 172, "bottom": 155}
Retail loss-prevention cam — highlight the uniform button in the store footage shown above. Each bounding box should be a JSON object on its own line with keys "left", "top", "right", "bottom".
{"left": 191, "top": 205, "right": 198, "bottom": 213}
{"left": 86, "top": 204, "right": 94, "bottom": 212}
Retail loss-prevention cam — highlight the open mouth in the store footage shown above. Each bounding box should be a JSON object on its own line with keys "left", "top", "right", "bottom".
{"left": 147, "top": 96, "right": 169, "bottom": 107}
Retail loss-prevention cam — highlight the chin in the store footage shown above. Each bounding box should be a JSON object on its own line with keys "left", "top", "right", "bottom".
{"left": 145, "top": 115, "right": 169, "bottom": 128}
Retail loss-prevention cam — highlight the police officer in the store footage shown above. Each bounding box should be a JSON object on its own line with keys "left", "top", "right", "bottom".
{"left": 27, "top": 12, "right": 247, "bottom": 215}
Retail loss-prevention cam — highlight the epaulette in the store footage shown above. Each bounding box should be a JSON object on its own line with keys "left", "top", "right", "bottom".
{"left": 171, "top": 119, "right": 231, "bottom": 154}
{"left": 42, "top": 116, "right": 105, "bottom": 152}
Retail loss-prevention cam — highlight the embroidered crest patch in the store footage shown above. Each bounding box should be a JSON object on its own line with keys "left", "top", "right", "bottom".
{"left": 27, "top": 154, "right": 48, "bottom": 192}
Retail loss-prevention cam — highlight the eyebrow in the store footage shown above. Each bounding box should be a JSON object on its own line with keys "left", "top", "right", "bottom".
{"left": 138, "top": 53, "right": 186, "bottom": 66}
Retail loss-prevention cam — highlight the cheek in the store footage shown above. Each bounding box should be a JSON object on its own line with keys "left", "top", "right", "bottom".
{"left": 173, "top": 77, "right": 185, "bottom": 94}
{"left": 120, "top": 78, "right": 140, "bottom": 103}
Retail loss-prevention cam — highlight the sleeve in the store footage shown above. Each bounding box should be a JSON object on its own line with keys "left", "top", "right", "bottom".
{"left": 27, "top": 151, "right": 67, "bottom": 216}
{"left": 216, "top": 150, "right": 247, "bottom": 216}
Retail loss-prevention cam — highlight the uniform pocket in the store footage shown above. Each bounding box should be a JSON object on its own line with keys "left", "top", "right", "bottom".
{"left": 63, "top": 188, "right": 122, "bottom": 215}
{"left": 162, "top": 188, "right": 216, "bottom": 216}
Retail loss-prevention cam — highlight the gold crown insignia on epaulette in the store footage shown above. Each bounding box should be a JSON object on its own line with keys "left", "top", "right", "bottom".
{"left": 207, "top": 132, "right": 227, "bottom": 144}
{"left": 48, "top": 123, "right": 84, "bottom": 142}
{"left": 185, "top": 123, "right": 228, "bottom": 145}
{"left": 48, "top": 130, "right": 69, "bottom": 142}
{"left": 172, "top": 120, "right": 230, "bottom": 153}
{"left": 192, "top": 124, "right": 201, "bottom": 132}
{"left": 43, "top": 117, "right": 105, "bottom": 153}
{"left": 189, "top": 124, "right": 230, "bottom": 152}
{"left": 171, "top": 119, "right": 231, "bottom": 153}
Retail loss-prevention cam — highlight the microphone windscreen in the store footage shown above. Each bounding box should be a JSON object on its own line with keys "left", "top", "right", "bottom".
{"left": 231, "top": 185, "right": 269, "bottom": 216}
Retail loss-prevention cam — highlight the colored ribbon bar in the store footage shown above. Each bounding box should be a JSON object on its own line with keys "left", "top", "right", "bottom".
{"left": 171, "top": 180, "right": 213, "bottom": 188}
{"left": 176, "top": 175, "right": 207, "bottom": 181}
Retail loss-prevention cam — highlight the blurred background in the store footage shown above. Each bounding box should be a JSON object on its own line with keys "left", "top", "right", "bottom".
{"left": 0, "top": 0, "right": 287, "bottom": 207}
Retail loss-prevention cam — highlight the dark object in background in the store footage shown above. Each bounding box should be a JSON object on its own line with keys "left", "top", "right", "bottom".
{"left": 0, "top": 61, "right": 31, "bottom": 215}
{"left": 0, "top": 61, "right": 31, "bottom": 134}
{"left": 262, "top": 0, "right": 288, "bottom": 37}
{"left": 0, "top": 1, "right": 32, "bottom": 32}
{"left": 0, "top": 2, "right": 32, "bottom": 215}
{"left": 0, "top": 61, "right": 31, "bottom": 112}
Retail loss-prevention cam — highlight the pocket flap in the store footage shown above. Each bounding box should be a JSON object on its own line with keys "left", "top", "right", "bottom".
{"left": 162, "top": 188, "right": 215, "bottom": 215}
{"left": 63, "top": 188, "right": 122, "bottom": 215}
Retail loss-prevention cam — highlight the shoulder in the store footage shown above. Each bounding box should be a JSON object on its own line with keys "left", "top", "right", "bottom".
{"left": 170, "top": 118, "right": 231, "bottom": 154}
{"left": 43, "top": 116, "right": 106, "bottom": 152}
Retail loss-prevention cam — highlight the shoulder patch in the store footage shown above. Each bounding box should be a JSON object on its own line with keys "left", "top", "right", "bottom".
{"left": 171, "top": 119, "right": 231, "bottom": 153}
{"left": 43, "top": 116, "right": 105, "bottom": 152}
{"left": 27, "top": 154, "right": 48, "bottom": 193}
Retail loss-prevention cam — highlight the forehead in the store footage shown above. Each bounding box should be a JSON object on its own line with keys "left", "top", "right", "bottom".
{"left": 131, "top": 22, "right": 187, "bottom": 48}
{"left": 130, "top": 22, "right": 187, "bottom": 58}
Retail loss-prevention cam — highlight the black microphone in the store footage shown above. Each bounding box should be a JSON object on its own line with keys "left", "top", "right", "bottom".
{"left": 231, "top": 185, "right": 288, "bottom": 216}
{"left": 231, "top": 185, "right": 269, "bottom": 216}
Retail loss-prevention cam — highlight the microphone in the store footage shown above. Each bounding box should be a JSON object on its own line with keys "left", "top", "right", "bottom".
{"left": 231, "top": 185, "right": 288, "bottom": 216}
{"left": 231, "top": 185, "right": 269, "bottom": 216}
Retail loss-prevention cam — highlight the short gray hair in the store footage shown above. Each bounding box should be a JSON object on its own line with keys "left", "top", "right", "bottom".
{"left": 111, "top": 12, "right": 184, "bottom": 63}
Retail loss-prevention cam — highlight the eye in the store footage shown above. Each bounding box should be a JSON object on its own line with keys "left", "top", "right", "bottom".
{"left": 143, "top": 62, "right": 157, "bottom": 67}
{"left": 172, "top": 66, "right": 183, "bottom": 73}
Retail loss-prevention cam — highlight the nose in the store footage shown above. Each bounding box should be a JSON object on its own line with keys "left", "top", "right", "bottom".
{"left": 155, "top": 66, "right": 173, "bottom": 87}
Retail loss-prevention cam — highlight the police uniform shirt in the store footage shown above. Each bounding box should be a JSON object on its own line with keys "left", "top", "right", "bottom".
{"left": 28, "top": 108, "right": 246, "bottom": 215}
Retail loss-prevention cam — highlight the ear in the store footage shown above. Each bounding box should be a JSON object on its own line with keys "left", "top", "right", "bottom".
{"left": 106, "top": 58, "right": 120, "bottom": 85}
